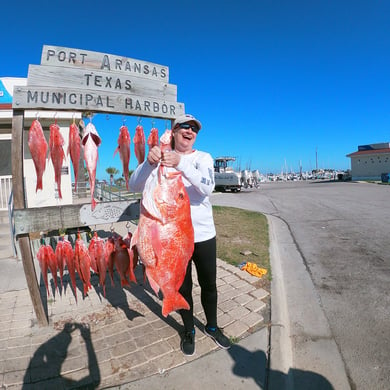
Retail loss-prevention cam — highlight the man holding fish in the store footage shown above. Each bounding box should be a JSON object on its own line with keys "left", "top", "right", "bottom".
{"left": 129, "top": 113, "right": 231, "bottom": 356}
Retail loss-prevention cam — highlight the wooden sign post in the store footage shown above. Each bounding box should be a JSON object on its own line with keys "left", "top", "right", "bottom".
{"left": 12, "top": 45, "right": 184, "bottom": 326}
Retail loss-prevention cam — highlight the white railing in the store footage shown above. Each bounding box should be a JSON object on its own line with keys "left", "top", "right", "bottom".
{"left": 0, "top": 175, "right": 12, "bottom": 211}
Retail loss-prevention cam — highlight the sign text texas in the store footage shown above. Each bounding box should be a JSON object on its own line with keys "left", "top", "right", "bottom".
{"left": 27, "top": 64, "right": 177, "bottom": 102}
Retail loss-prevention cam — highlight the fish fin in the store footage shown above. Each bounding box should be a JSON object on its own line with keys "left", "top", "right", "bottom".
{"left": 128, "top": 248, "right": 137, "bottom": 283}
{"left": 162, "top": 293, "right": 190, "bottom": 318}
{"left": 146, "top": 270, "right": 160, "bottom": 295}
{"left": 150, "top": 222, "right": 161, "bottom": 266}
{"left": 120, "top": 277, "right": 130, "bottom": 287}
{"left": 113, "top": 147, "right": 119, "bottom": 157}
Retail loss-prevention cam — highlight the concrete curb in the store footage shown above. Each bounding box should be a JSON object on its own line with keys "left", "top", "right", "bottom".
{"left": 267, "top": 215, "right": 350, "bottom": 389}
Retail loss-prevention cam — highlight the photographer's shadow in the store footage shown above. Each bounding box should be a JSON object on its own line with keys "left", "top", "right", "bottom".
{"left": 228, "top": 343, "right": 334, "bottom": 389}
{"left": 22, "top": 322, "right": 100, "bottom": 389}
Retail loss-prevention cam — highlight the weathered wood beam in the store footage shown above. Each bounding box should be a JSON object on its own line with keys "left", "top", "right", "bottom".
{"left": 12, "top": 110, "right": 48, "bottom": 326}
{"left": 14, "top": 199, "right": 140, "bottom": 235}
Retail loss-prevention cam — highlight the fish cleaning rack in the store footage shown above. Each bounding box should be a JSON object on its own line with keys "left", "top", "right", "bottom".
{"left": 11, "top": 45, "right": 185, "bottom": 326}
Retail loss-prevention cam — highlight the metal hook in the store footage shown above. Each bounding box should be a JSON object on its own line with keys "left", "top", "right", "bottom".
{"left": 35, "top": 112, "right": 39, "bottom": 120}
{"left": 126, "top": 221, "right": 131, "bottom": 231}
{"left": 39, "top": 231, "right": 46, "bottom": 245}
{"left": 151, "top": 119, "right": 155, "bottom": 128}
{"left": 137, "top": 117, "right": 142, "bottom": 125}
{"left": 110, "top": 223, "right": 115, "bottom": 232}
{"left": 54, "top": 112, "right": 58, "bottom": 125}
{"left": 122, "top": 116, "right": 127, "bottom": 125}
{"left": 72, "top": 113, "right": 76, "bottom": 124}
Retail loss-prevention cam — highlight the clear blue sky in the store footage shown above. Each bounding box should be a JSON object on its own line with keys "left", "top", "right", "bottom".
{"left": 2, "top": 0, "right": 389, "bottom": 179}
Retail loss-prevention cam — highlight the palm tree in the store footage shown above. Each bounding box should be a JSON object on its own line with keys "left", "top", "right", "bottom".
{"left": 106, "top": 167, "right": 119, "bottom": 185}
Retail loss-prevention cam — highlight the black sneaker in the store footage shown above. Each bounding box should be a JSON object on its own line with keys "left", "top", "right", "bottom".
{"left": 180, "top": 330, "right": 195, "bottom": 356}
{"left": 204, "top": 326, "right": 231, "bottom": 349}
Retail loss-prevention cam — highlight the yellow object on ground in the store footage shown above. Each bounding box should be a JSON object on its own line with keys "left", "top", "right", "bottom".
{"left": 241, "top": 262, "right": 267, "bottom": 278}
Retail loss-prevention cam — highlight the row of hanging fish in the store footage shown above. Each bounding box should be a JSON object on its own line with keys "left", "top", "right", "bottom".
{"left": 28, "top": 119, "right": 160, "bottom": 211}
{"left": 37, "top": 230, "right": 139, "bottom": 302}
{"left": 113, "top": 123, "right": 159, "bottom": 189}
{"left": 27, "top": 118, "right": 100, "bottom": 209}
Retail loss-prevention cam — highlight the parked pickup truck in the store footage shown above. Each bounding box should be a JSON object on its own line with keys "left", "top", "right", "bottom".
{"left": 214, "top": 157, "right": 242, "bottom": 192}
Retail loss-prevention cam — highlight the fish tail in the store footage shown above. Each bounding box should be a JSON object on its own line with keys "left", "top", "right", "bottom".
{"left": 162, "top": 293, "right": 190, "bottom": 318}
{"left": 36, "top": 178, "right": 43, "bottom": 192}
{"left": 91, "top": 198, "right": 97, "bottom": 211}
{"left": 120, "top": 277, "right": 130, "bottom": 287}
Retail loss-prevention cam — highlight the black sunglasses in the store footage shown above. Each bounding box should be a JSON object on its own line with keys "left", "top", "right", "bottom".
{"left": 178, "top": 123, "right": 199, "bottom": 133}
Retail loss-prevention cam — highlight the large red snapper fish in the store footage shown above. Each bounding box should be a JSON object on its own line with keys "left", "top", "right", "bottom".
{"left": 68, "top": 122, "right": 81, "bottom": 191}
{"left": 49, "top": 123, "right": 66, "bottom": 199}
{"left": 133, "top": 124, "right": 146, "bottom": 165}
{"left": 130, "top": 163, "right": 194, "bottom": 317}
{"left": 113, "top": 125, "right": 131, "bottom": 190}
{"left": 28, "top": 119, "right": 48, "bottom": 192}
{"left": 82, "top": 123, "right": 101, "bottom": 211}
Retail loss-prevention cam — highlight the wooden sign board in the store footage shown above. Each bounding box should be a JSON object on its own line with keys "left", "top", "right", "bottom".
{"left": 27, "top": 64, "right": 177, "bottom": 102}
{"left": 12, "top": 85, "right": 184, "bottom": 119}
{"left": 41, "top": 45, "right": 169, "bottom": 82}
{"left": 13, "top": 45, "right": 185, "bottom": 119}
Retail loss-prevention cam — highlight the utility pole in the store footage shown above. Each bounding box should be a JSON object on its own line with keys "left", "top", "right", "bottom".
{"left": 316, "top": 147, "right": 318, "bottom": 172}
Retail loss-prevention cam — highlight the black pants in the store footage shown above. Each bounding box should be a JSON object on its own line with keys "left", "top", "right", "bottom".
{"left": 179, "top": 236, "right": 217, "bottom": 332}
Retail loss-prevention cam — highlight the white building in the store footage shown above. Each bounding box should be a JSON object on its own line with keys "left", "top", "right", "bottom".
{"left": 346, "top": 143, "right": 390, "bottom": 181}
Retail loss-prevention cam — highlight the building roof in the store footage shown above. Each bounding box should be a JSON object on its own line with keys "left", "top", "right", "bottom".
{"left": 0, "top": 77, "right": 27, "bottom": 110}
{"left": 346, "top": 148, "right": 390, "bottom": 158}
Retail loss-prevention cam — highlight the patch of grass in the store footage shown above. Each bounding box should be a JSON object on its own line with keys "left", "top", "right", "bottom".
{"left": 213, "top": 206, "right": 270, "bottom": 286}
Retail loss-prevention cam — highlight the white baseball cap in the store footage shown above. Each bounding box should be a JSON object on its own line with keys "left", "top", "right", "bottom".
{"left": 173, "top": 114, "right": 202, "bottom": 131}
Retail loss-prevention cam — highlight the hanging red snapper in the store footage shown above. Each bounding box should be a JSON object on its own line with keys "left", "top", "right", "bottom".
{"left": 114, "top": 125, "right": 131, "bottom": 190}
{"left": 89, "top": 232, "right": 108, "bottom": 296}
{"left": 105, "top": 236, "right": 116, "bottom": 287}
{"left": 28, "top": 119, "right": 48, "bottom": 192}
{"left": 147, "top": 127, "right": 159, "bottom": 150}
{"left": 55, "top": 239, "right": 66, "bottom": 289}
{"left": 61, "top": 237, "right": 77, "bottom": 302}
{"left": 130, "top": 164, "right": 194, "bottom": 317}
{"left": 68, "top": 122, "right": 81, "bottom": 191}
{"left": 133, "top": 124, "right": 146, "bottom": 165}
{"left": 74, "top": 232, "right": 92, "bottom": 297}
{"left": 113, "top": 235, "right": 136, "bottom": 287}
{"left": 36, "top": 243, "right": 50, "bottom": 296}
{"left": 49, "top": 123, "right": 66, "bottom": 199}
{"left": 82, "top": 123, "right": 101, "bottom": 211}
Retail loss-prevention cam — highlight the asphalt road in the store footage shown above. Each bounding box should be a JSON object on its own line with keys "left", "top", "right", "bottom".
{"left": 211, "top": 180, "right": 390, "bottom": 390}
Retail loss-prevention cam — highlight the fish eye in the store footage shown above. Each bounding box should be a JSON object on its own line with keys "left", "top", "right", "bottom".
{"left": 178, "top": 192, "right": 184, "bottom": 200}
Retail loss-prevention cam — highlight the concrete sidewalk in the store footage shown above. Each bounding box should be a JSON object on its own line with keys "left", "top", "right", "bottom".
{"left": 0, "top": 213, "right": 351, "bottom": 389}
{"left": 0, "top": 247, "right": 269, "bottom": 389}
